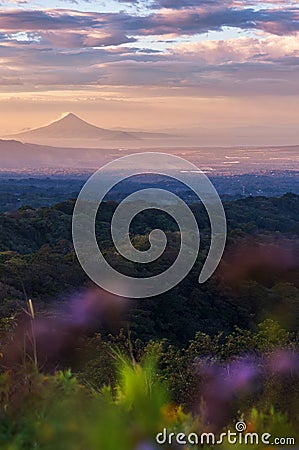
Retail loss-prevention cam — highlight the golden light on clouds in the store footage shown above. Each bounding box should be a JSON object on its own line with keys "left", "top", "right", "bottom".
{"left": 0, "top": 1, "right": 298, "bottom": 143}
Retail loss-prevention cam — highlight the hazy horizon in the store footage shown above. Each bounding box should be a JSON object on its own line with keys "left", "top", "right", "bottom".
{"left": 0, "top": 1, "right": 298, "bottom": 146}
{"left": 1, "top": 111, "right": 299, "bottom": 147}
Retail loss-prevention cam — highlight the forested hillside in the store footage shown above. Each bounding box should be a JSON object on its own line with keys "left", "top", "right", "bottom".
{"left": 0, "top": 194, "right": 298, "bottom": 449}
{"left": 0, "top": 193, "right": 298, "bottom": 340}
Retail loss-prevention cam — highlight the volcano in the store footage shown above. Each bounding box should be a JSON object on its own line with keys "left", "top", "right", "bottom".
{"left": 9, "top": 113, "right": 140, "bottom": 141}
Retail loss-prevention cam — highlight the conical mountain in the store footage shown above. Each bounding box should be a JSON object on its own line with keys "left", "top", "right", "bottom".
{"left": 9, "top": 113, "right": 139, "bottom": 141}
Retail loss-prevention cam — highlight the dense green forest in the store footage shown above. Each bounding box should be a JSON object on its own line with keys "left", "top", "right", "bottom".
{"left": 0, "top": 193, "right": 298, "bottom": 449}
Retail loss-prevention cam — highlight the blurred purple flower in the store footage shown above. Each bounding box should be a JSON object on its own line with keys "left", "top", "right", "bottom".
{"left": 268, "top": 350, "right": 299, "bottom": 375}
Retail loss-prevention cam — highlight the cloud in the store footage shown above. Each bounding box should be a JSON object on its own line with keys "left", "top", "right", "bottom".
{"left": 0, "top": 6, "right": 298, "bottom": 48}
{"left": 0, "top": 28, "right": 298, "bottom": 98}
{"left": 0, "top": 1, "right": 28, "bottom": 4}
{"left": 173, "top": 34, "right": 299, "bottom": 63}
{"left": 139, "top": 7, "right": 299, "bottom": 36}
{"left": 115, "top": 0, "right": 232, "bottom": 7}
{"left": 0, "top": 4, "right": 298, "bottom": 98}
{"left": 0, "top": 9, "right": 138, "bottom": 47}
{"left": 117, "top": 0, "right": 298, "bottom": 10}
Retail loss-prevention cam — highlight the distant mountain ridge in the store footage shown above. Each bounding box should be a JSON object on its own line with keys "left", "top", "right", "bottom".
{"left": 6, "top": 113, "right": 171, "bottom": 142}
{"left": 1, "top": 138, "right": 298, "bottom": 175}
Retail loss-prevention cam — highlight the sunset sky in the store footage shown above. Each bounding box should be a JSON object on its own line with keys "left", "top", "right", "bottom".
{"left": 0, "top": 0, "right": 298, "bottom": 143}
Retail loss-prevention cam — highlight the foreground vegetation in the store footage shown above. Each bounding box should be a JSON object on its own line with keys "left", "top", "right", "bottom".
{"left": 0, "top": 194, "right": 298, "bottom": 448}
{"left": 0, "top": 316, "right": 298, "bottom": 449}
